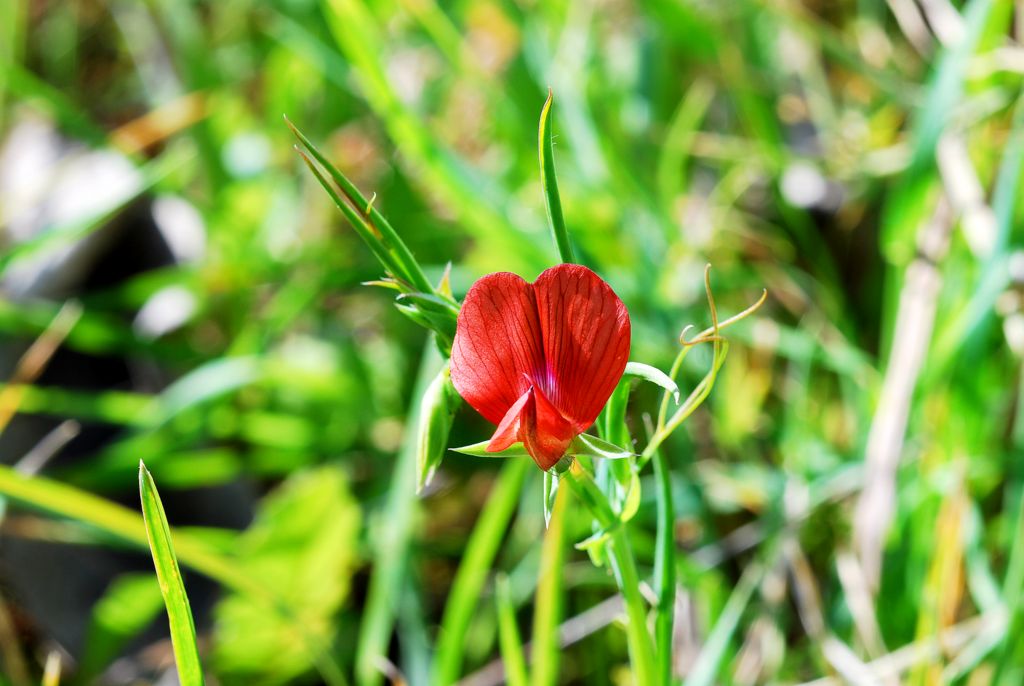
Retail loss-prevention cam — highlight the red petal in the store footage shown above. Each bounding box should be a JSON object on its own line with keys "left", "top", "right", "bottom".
{"left": 521, "top": 383, "right": 575, "bottom": 470}
{"left": 486, "top": 389, "right": 531, "bottom": 452}
{"left": 532, "top": 264, "right": 631, "bottom": 431}
{"left": 450, "top": 272, "right": 545, "bottom": 425}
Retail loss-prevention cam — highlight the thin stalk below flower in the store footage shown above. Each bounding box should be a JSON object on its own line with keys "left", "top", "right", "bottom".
{"left": 563, "top": 464, "right": 657, "bottom": 686}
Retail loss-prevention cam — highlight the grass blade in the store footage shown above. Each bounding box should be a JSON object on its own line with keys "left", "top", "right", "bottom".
{"left": 683, "top": 561, "right": 765, "bottom": 686}
{"left": 357, "top": 344, "right": 443, "bottom": 686}
{"left": 432, "top": 458, "right": 530, "bottom": 684}
{"left": 139, "top": 461, "right": 204, "bottom": 686}
{"left": 0, "top": 465, "right": 346, "bottom": 686}
{"left": 496, "top": 575, "right": 529, "bottom": 686}
{"left": 538, "top": 89, "right": 575, "bottom": 264}
{"left": 879, "top": 0, "right": 995, "bottom": 265}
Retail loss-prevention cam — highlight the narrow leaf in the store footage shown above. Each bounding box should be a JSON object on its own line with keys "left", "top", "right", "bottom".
{"left": 571, "top": 433, "right": 633, "bottom": 460}
{"left": 432, "top": 460, "right": 530, "bottom": 684}
{"left": 294, "top": 147, "right": 405, "bottom": 281}
{"left": 574, "top": 528, "right": 612, "bottom": 552}
{"left": 451, "top": 441, "right": 531, "bottom": 459}
{"left": 287, "top": 117, "right": 435, "bottom": 294}
{"left": 624, "top": 361, "right": 680, "bottom": 404}
{"left": 139, "top": 462, "right": 205, "bottom": 686}
{"left": 538, "top": 89, "right": 575, "bottom": 263}
{"left": 495, "top": 575, "right": 528, "bottom": 686}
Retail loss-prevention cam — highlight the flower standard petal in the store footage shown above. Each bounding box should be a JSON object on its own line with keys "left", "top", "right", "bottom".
{"left": 451, "top": 265, "right": 631, "bottom": 470}
{"left": 450, "top": 272, "right": 546, "bottom": 425}
{"left": 532, "top": 264, "right": 631, "bottom": 432}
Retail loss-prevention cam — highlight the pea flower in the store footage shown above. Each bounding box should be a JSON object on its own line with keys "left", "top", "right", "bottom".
{"left": 450, "top": 264, "right": 631, "bottom": 470}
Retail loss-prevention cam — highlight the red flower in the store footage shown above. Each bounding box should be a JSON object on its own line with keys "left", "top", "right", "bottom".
{"left": 450, "top": 264, "right": 631, "bottom": 470}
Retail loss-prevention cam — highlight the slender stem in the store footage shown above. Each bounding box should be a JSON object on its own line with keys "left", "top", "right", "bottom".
{"left": 607, "top": 530, "right": 657, "bottom": 686}
{"left": 656, "top": 347, "right": 691, "bottom": 431}
{"left": 653, "top": 449, "right": 676, "bottom": 686}
{"left": 563, "top": 466, "right": 656, "bottom": 686}
{"left": 642, "top": 341, "right": 729, "bottom": 469}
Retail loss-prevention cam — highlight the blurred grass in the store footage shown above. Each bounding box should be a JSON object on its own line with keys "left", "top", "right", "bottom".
{"left": 1, "top": 0, "right": 1023, "bottom": 684}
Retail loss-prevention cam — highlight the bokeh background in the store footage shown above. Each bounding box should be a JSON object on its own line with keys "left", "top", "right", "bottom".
{"left": 1, "top": 0, "right": 1023, "bottom": 684}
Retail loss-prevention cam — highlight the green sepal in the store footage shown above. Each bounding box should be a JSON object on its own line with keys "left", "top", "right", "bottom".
{"left": 396, "top": 291, "right": 460, "bottom": 317}
{"left": 394, "top": 301, "right": 456, "bottom": 353}
{"left": 450, "top": 441, "right": 531, "bottom": 459}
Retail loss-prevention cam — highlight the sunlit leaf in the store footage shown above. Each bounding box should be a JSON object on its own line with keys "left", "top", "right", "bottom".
{"left": 139, "top": 462, "right": 205, "bottom": 686}
{"left": 570, "top": 433, "right": 632, "bottom": 460}
{"left": 213, "top": 466, "right": 361, "bottom": 684}
{"left": 450, "top": 441, "right": 530, "bottom": 459}
{"left": 624, "top": 361, "right": 680, "bottom": 404}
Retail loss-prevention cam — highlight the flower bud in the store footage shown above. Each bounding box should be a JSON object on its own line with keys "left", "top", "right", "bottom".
{"left": 416, "top": 364, "right": 460, "bottom": 493}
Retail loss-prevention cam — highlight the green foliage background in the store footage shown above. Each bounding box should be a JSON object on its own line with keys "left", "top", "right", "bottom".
{"left": 1, "top": 0, "right": 1023, "bottom": 684}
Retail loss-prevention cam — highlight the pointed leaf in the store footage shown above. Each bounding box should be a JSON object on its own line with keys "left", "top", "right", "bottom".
{"left": 450, "top": 441, "right": 531, "bottom": 459}
{"left": 293, "top": 147, "right": 403, "bottom": 281}
{"left": 624, "top": 361, "right": 680, "bottom": 404}
{"left": 574, "top": 528, "right": 612, "bottom": 552}
{"left": 571, "top": 432, "right": 633, "bottom": 460}
{"left": 396, "top": 292, "right": 460, "bottom": 318}
{"left": 538, "top": 89, "right": 574, "bottom": 263}
{"left": 139, "top": 462, "right": 205, "bottom": 686}
{"left": 394, "top": 302, "right": 456, "bottom": 351}
{"left": 287, "top": 117, "right": 435, "bottom": 294}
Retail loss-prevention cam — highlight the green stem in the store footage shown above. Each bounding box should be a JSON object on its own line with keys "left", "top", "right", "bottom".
{"left": 538, "top": 89, "right": 575, "bottom": 264}
{"left": 607, "top": 530, "right": 657, "bottom": 686}
{"left": 642, "top": 341, "right": 729, "bottom": 469}
{"left": 653, "top": 450, "right": 675, "bottom": 686}
{"left": 563, "top": 467, "right": 656, "bottom": 686}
